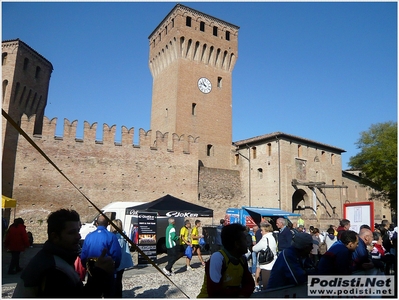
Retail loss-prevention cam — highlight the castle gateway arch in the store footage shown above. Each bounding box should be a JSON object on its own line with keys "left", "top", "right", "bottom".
{"left": 292, "top": 189, "right": 317, "bottom": 216}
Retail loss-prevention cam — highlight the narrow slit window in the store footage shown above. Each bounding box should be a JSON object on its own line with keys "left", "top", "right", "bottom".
{"left": 331, "top": 154, "right": 335, "bottom": 165}
{"left": 257, "top": 168, "right": 263, "bottom": 179}
{"left": 207, "top": 144, "right": 213, "bottom": 156}
{"left": 192, "top": 103, "right": 196, "bottom": 115}
{"left": 251, "top": 147, "right": 257, "bottom": 159}
{"left": 267, "top": 143, "right": 272, "bottom": 156}
{"left": 226, "top": 31, "right": 230, "bottom": 41}
{"left": 35, "top": 66, "right": 41, "bottom": 79}
{"left": 217, "top": 77, "right": 222, "bottom": 88}
{"left": 297, "top": 145, "right": 302, "bottom": 157}
{"left": 235, "top": 154, "right": 239, "bottom": 165}
{"left": 23, "top": 58, "right": 29, "bottom": 70}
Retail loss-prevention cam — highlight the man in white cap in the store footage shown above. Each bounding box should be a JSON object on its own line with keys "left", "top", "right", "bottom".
{"left": 266, "top": 232, "right": 318, "bottom": 289}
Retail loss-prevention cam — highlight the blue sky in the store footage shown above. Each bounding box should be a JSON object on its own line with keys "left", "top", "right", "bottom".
{"left": 2, "top": 1, "right": 397, "bottom": 169}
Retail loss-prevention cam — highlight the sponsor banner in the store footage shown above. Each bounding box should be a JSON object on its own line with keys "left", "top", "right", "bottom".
{"left": 127, "top": 209, "right": 200, "bottom": 218}
{"left": 137, "top": 211, "right": 157, "bottom": 265}
{"left": 308, "top": 275, "right": 395, "bottom": 297}
{"left": 165, "top": 211, "right": 199, "bottom": 218}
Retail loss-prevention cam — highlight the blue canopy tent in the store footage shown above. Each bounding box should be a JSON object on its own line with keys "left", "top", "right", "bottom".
{"left": 243, "top": 206, "right": 300, "bottom": 226}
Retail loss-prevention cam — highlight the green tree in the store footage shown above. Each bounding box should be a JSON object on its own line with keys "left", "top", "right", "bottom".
{"left": 348, "top": 121, "right": 397, "bottom": 212}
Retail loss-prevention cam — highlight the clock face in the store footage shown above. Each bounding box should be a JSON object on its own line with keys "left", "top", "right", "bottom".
{"left": 198, "top": 77, "right": 212, "bottom": 94}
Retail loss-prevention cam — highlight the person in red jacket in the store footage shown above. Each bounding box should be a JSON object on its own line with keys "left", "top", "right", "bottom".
{"left": 5, "top": 217, "right": 30, "bottom": 274}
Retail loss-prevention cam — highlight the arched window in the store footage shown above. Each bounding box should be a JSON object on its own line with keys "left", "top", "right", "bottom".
{"left": 2, "top": 80, "right": 8, "bottom": 101}
{"left": 207, "top": 144, "right": 213, "bottom": 156}
{"left": 217, "top": 77, "right": 222, "bottom": 88}
{"left": 235, "top": 154, "right": 239, "bottom": 165}
{"left": 2, "top": 52, "right": 7, "bottom": 65}
{"left": 251, "top": 147, "right": 257, "bottom": 159}
{"left": 35, "top": 66, "right": 41, "bottom": 78}
{"left": 23, "top": 58, "right": 29, "bottom": 70}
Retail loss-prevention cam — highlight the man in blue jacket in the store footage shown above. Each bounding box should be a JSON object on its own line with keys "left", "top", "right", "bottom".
{"left": 81, "top": 214, "right": 122, "bottom": 297}
{"left": 276, "top": 217, "right": 293, "bottom": 252}
{"left": 267, "top": 232, "right": 317, "bottom": 289}
{"left": 351, "top": 228, "right": 379, "bottom": 275}
{"left": 318, "top": 230, "right": 358, "bottom": 275}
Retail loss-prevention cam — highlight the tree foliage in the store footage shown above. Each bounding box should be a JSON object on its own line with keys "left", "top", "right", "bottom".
{"left": 348, "top": 121, "right": 397, "bottom": 212}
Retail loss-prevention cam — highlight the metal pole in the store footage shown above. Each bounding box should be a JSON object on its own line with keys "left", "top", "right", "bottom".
{"left": 276, "top": 136, "right": 281, "bottom": 209}
{"left": 248, "top": 146, "right": 251, "bottom": 207}
{"left": 236, "top": 149, "right": 251, "bottom": 207}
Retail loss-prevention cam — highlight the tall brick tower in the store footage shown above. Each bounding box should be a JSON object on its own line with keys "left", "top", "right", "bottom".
{"left": 148, "top": 4, "right": 239, "bottom": 169}
{"left": 2, "top": 39, "right": 53, "bottom": 197}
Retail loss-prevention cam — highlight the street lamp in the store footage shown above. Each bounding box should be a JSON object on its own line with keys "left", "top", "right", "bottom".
{"left": 237, "top": 146, "right": 251, "bottom": 207}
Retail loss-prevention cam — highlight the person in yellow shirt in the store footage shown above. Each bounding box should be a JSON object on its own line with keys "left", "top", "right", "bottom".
{"left": 180, "top": 220, "right": 192, "bottom": 271}
{"left": 191, "top": 220, "right": 206, "bottom": 267}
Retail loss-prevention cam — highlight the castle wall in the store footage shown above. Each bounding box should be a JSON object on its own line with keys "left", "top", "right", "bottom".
{"left": 12, "top": 114, "right": 201, "bottom": 242}
{"left": 198, "top": 166, "right": 242, "bottom": 221}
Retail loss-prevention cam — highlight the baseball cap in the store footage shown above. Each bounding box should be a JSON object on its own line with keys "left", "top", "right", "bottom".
{"left": 292, "top": 232, "right": 318, "bottom": 249}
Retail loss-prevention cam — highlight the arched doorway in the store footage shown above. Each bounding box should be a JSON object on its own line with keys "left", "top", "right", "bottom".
{"left": 292, "top": 189, "right": 308, "bottom": 214}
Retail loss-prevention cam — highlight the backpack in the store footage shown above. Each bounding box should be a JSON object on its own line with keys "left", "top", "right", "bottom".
{"left": 319, "top": 241, "right": 327, "bottom": 255}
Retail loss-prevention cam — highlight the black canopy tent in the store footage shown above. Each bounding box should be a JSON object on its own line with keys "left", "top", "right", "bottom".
{"left": 125, "top": 194, "right": 213, "bottom": 218}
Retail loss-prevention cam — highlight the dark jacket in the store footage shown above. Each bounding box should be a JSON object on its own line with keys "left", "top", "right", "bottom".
{"left": 246, "top": 233, "right": 253, "bottom": 252}
{"left": 317, "top": 240, "right": 353, "bottom": 275}
{"left": 12, "top": 241, "right": 111, "bottom": 298}
{"left": 277, "top": 226, "right": 293, "bottom": 251}
{"left": 351, "top": 237, "right": 371, "bottom": 272}
{"left": 267, "top": 246, "right": 316, "bottom": 289}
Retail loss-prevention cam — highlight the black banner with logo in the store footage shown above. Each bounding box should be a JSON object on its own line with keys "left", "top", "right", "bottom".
{"left": 138, "top": 211, "right": 157, "bottom": 265}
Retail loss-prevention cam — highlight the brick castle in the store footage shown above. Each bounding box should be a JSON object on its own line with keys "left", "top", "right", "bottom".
{"left": 2, "top": 4, "right": 391, "bottom": 242}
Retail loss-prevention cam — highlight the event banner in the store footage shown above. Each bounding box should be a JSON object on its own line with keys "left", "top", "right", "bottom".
{"left": 308, "top": 275, "right": 395, "bottom": 297}
{"left": 137, "top": 211, "right": 157, "bottom": 265}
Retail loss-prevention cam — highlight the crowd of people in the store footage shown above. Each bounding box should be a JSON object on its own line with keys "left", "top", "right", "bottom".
{"left": 243, "top": 217, "right": 397, "bottom": 293}
{"left": 2, "top": 210, "right": 398, "bottom": 298}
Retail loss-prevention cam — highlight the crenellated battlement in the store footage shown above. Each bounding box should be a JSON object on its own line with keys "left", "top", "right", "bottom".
{"left": 20, "top": 114, "right": 199, "bottom": 154}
